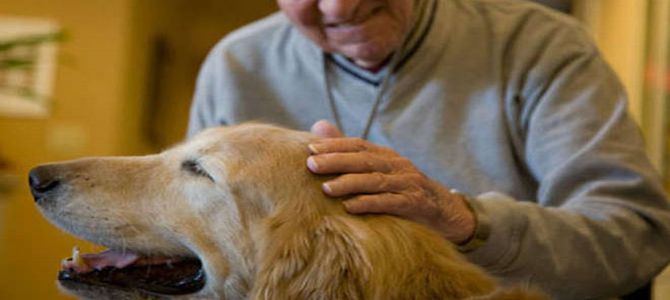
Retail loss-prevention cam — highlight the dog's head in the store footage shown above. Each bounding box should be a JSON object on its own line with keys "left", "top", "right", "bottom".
{"left": 30, "top": 123, "right": 540, "bottom": 300}
{"left": 29, "top": 123, "right": 342, "bottom": 299}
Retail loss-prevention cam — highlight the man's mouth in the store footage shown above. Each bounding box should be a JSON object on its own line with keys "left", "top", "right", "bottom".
{"left": 58, "top": 246, "right": 205, "bottom": 296}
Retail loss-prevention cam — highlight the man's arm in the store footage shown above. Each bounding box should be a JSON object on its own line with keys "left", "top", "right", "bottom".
{"left": 463, "top": 46, "right": 670, "bottom": 298}
{"left": 306, "top": 49, "right": 670, "bottom": 299}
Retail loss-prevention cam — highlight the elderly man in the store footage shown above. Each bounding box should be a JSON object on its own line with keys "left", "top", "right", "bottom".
{"left": 188, "top": 0, "right": 670, "bottom": 298}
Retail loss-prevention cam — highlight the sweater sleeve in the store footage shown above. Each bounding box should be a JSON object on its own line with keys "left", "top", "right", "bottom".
{"left": 464, "top": 38, "right": 670, "bottom": 299}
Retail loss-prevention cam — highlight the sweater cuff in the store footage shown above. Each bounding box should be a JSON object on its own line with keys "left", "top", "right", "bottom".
{"left": 456, "top": 192, "right": 491, "bottom": 252}
{"left": 462, "top": 192, "right": 527, "bottom": 271}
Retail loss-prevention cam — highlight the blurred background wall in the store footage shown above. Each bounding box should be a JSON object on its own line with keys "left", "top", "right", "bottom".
{"left": 0, "top": 0, "right": 668, "bottom": 299}
{"left": 0, "top": 1, "right": 139, "bottom": 298}
{"left": 0, "top": 1, "right": 276, "bottom": 298}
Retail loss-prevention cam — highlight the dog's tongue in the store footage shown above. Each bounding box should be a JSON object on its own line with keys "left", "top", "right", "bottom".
{"left": 61, "top": 247, "right": 140, "bottom": 273}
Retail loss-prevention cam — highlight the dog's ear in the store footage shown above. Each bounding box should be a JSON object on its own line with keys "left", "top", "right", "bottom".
{"left": 250, "top": 215, "right": 370, "bottom": 300}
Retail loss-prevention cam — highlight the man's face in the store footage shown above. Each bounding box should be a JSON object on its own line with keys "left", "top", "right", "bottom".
{"left": 277, "top": 0, "right": 415, "bottom": 69}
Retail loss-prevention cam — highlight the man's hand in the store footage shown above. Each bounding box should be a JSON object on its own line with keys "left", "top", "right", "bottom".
{"left": 307, "top": 120, "right": 476, "bottom": 244}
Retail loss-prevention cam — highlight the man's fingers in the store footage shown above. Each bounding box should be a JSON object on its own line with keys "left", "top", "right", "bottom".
{"left": 308, "top": 137, "right": 370, "bottom": 154}
{"left": 343, "top": 193, "right": 409, "bottom": 216}
{"left": 307, "top": 152, "right": 393, "bottom": 174}
{"left": 323, "top": 173, "right": 415, "bottom": 197}
{"left": 310, "top": 120, "right": 344, "bottom": 138}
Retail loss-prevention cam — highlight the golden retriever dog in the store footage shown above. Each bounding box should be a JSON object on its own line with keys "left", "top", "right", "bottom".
{"left": 29, "top": 123, "right": 546, "bottom": 299}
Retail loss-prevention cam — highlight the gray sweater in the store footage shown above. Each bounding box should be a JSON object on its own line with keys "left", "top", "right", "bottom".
{"left": 188, "top": 0, "right": 670, "bottom": 298}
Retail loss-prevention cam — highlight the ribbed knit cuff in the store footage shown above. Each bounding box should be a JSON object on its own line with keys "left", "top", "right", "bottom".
{"left": 456, "top": 191, "right": 491, "bottom": 253}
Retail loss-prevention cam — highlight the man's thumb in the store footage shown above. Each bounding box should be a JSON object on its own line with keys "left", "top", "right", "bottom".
{"left": 310, "top": 120, "right": 344, "bottom": 138}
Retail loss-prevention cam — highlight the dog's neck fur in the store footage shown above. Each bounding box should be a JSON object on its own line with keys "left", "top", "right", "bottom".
{"left": 250, "top": 198, "right": 499, "bottom": 300}
{"left": 247, "top": 165, "right": 497, "bottom": 299}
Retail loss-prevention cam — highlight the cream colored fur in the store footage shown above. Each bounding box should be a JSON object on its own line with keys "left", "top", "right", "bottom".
{"left": 34, "top": 123, "right": 547, "bottom": 299}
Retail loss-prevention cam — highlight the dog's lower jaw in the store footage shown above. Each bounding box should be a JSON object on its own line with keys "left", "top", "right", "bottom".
{"left": 59, "top": 279, "right": 219, "bottom": 300}
{"left": 58, "top": 282, "right": 163, "bottom": 300}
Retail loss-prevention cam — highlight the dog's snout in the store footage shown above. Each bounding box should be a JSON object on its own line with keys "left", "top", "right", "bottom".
{"left": 29, "top": 166, "right": 62, "bottom": 202}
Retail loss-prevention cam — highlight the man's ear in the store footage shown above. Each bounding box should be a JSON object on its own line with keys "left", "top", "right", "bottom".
{"left": 310, "top": 120, "right": 344, "bottom": 138}
{"left": 250, "top": 215, "right": 370, "bottom": 300}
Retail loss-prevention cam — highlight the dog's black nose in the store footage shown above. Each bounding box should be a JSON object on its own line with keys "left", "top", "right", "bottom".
{"left": 28, "top": 166, "right": 61, "bottom": 202}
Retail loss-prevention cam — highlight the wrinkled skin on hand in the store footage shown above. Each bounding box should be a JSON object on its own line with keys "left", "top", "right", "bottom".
{"left": 307, "top": 120, "right": 476, "bottom": 244}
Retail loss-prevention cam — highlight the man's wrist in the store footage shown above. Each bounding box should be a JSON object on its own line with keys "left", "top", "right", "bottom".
{"left": 450, "top": 190, "right": 490, "bottom": 253}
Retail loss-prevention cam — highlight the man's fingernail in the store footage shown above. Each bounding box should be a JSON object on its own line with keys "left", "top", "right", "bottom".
{"left": 322, "top": 182, "right": 333, "bottom": 194}
{"left": 308, "top": 144, "right": 320, "bottom": 154}
{"left": 307, "top": 157, "right": 319, "bottom": 171}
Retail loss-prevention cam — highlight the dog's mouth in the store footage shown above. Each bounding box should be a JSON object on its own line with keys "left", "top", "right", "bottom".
{"left": 58, "top": 246, "right": 205, "bottom": 296}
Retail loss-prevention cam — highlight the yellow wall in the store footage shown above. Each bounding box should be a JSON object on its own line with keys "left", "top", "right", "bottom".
{"left": 127, "top": 0, "right": 277, "bottom": 147}
{"left": 575, "top": 0, "right": 670, "bottom": 169}
{"left": 594, "top": 1, "right": 648, "bottom": 125}
{"left": 0, "top": 0, "right": 275, "bottom": 299}
{"left": 0, "top": 1, "right": 136, "bottom": 299}
{"left": 574, "top": 0, "right": 648, "bottom": 124}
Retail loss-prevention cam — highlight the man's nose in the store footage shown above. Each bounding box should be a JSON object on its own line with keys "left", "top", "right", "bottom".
{"left": 319, "top": 0, "right": 361, "bottom": 23}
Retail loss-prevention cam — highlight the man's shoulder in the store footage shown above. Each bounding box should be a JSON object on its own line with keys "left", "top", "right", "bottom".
{"left": 455, "top": 0, "right": 583, "bottom": 31}
{"left": 462, "top": 0, "right": 574, "bottom": 20}
{"left": 204, "top": 12, "right": 312, "bottom": 72}
{"left": 452, "top": 0, "right": 593, "bottom": 51}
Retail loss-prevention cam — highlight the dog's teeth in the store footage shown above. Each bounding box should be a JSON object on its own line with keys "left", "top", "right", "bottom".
{"left": 72, "top": 246, "right": 86, "bottom": 268}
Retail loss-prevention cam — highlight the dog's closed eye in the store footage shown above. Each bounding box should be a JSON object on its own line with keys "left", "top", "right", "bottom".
{"left": 181, "top": 160, "right": 214, "bottom": 182}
